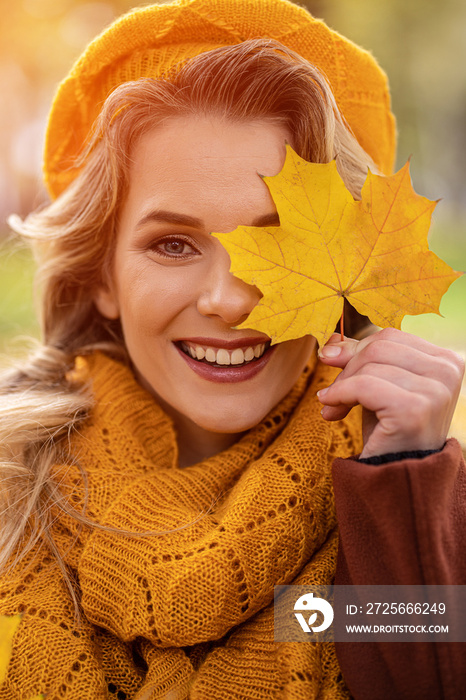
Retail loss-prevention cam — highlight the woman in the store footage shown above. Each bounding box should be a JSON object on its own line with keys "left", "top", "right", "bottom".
{"left": 0, "top": 0, "right": 464, "bottom": 698}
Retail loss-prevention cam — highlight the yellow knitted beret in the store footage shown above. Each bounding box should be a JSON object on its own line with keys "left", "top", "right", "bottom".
{"left": 44, "top": 0, "right": 396, "bottom": 198}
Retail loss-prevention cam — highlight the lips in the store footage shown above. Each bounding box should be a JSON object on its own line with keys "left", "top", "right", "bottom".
{"left": 174, "top": 336, "right": 275, "bottom": 383}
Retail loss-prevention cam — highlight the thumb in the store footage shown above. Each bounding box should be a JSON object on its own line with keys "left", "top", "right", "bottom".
{"left": 317, "top": 333, "right": 361, "bottom": 368}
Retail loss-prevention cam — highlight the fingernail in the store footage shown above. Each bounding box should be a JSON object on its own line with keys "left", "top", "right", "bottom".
{"left": 319, "top": 345, "right": 342, "bottom": 358}
{"left": 317, "top": 387, "right": 328, "bottom": 399}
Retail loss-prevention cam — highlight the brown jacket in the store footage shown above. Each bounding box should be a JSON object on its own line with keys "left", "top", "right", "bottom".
{"left": 333, "top": 438, "right": 466, "bottom": 700}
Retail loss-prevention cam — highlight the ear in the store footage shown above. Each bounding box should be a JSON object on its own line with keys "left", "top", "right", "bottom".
{"left": 93, "top": 285, "right": 120, "bottom": 320}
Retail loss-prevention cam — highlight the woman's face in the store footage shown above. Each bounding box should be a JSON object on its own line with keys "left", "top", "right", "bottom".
{"left": 95, "top": 115, "right": 315, "bottom": 445}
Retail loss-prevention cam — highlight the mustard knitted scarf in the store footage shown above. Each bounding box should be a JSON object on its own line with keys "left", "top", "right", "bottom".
{"left": 1, "top": 352, "right": 362, "bottom": 699}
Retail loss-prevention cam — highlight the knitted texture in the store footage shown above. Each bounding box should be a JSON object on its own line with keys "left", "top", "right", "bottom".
{"left": 0, "top": 352, "right": 362, "bottom": 699}
{"left": 44, "top": 0, "right": 396, "bottom": 198}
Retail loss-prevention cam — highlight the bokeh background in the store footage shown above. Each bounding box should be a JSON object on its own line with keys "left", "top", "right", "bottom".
{"left": 0, "top": 0, "right": 465, "bottom": 437}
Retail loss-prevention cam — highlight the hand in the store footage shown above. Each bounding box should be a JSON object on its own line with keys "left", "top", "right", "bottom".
{"left": 317, "top": 328, "right": 465, "bottom": 459}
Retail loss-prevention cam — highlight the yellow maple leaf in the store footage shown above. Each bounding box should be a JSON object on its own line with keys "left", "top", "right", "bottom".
{"left": 0, "top": 614, "right": 21, "bottom": 685}
{"left": 212, "top": 145, "right": 462, "bottom": 347}
{"left": 0, "top": 615, "right": 44, "bottom": 699}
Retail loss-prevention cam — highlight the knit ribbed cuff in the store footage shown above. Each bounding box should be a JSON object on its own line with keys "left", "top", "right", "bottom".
{"left": 358, "top": 446, "right": 444, "bottom": 466}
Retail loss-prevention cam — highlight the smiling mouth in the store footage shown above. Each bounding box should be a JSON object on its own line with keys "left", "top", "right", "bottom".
{"left": 177, "top": 340, "right": 272, "bottom": 367}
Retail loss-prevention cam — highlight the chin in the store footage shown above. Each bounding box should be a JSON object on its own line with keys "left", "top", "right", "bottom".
{"left": 190, "top": 402, "right": 272, "bottom": 435}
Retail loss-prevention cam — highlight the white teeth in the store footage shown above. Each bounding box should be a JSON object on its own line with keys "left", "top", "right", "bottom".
{"left": 182, "top": 341, "right": 268, "bottom": 365}
{"left": 231, "top": 348, "right": 245, "bottom": 365}
{"left": 216, "top": 349, "right": 230, "bottom": 365}
{"left": 205, "top": 347, "right": 217, "bottom": 363}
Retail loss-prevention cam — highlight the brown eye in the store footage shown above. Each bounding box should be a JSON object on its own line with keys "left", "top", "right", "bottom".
{"left": 151, "top": 236, "right": 199, "bottom": 260}
{"left": 163, "top": 240, "right": 186, "bottom": 255}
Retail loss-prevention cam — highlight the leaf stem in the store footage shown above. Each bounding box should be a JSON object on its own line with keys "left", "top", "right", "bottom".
{"left": 340, "top": 309, "right": 344, "bottom": 341}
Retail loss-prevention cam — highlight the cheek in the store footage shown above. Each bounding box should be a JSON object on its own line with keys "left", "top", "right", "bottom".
{"left": 283, "top": 336, "right": 316, "bottom": 363}
{"left": 116, "top": 264, "right": 197, "bottom": 335}
{"left": 277, "top": 336, "right": 316, "bottom": 382}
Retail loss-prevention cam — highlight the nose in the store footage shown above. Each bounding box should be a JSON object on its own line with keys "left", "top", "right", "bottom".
{"left": 197, "top": 244, "right": 262, "bottom": 325}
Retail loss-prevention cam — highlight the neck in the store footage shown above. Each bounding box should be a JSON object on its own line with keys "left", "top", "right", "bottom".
{"left": 148, "top": 388, "right": 243, "bottom": 467}
{"left": 172, "top": 418, "right": 243, "bottom": 468}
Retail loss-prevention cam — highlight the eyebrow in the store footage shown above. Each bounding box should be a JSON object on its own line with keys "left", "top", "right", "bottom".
{"left": 136, "top": 210, "right": 203, "bottom": 229}
{"left": 136, "top": 209, "right": 280, "bottom": 230}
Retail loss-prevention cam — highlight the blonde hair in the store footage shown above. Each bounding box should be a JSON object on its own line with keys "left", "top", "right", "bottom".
{"left": 1, "top": 39, "right": 376, "bottom": 577}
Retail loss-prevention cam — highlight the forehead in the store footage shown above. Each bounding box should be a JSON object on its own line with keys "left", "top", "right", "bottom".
{"left": 122, "top": 115, "right": 290, "bottom": 224}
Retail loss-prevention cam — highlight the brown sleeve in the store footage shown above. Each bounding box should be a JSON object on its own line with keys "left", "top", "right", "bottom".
{"left": 332, "top": 438, "right": 466, "bottom": 700}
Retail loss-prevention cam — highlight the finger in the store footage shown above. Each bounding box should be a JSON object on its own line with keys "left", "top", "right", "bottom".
{"left": 330, "top": 341, "right": 460, "bottom": 388}
{"left": 318, "top": 328, "right": 464, "bottom": 387}
{"left": 318, "top": 366, "right": 453, "bottom": 410}
{"left": 320, "top": 327, "right": 460, "bottom": 363}
{"left": 355, "top": 327, "right": 462, "bottom": 358}
{"left": 317, "top": 333, "right": 359, "bottom": 366}
{"left": 317, "top": 372, "right": 454, "bottom": 447}
{"left": 318, "top": 371, "right": 454, "bottom": 444}
{"left": 320, "top": 404, "right": 352, "bottom": 421}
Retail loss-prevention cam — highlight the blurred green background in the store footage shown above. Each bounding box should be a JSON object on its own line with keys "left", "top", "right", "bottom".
{"left": 1, "top": 0, "right": 465, "bottom": 370}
